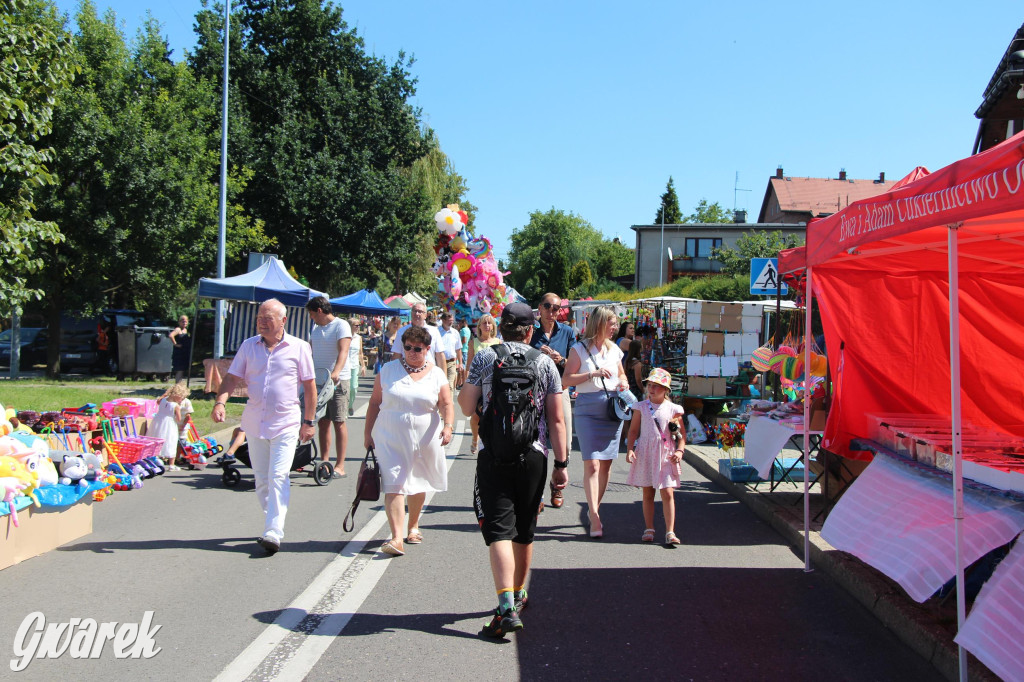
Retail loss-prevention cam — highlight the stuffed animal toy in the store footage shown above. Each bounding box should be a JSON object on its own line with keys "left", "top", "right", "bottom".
{"left": 22, "top": 451, "right": 58, "bottom": 488}
{"left": 59, "top": 455, "right": 88, "bottom": 487}
{"left": 1, "top": 481, "right": 27, "bottom": 527}
{"left": 81, "top": 452, "right": 104, "bottom": 482}
{"left": 0, "top": 455, "right": 39, "bottom": 506}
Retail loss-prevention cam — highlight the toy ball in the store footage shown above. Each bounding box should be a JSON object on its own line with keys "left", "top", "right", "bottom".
{"left": 767, "top": 353, "right": 788, "bottom": 371}
{"left": 781, "top": 356, "right": 804, "bottom": 381}
{"left": 809, "top": 352, "right": 828, "bottom": 377}
{"left": 750, "top": 346, "right": 774, "bottom": 372}
{"left": 777, "top": 345, "right": 797, "bottom": 357}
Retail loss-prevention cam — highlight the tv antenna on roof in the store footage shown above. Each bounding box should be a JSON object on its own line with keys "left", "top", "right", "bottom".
{"left": 733, "top": 171, "right": 752, "bottom": 212}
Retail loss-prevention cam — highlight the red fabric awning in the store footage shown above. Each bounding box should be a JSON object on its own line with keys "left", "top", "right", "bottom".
{"left": 785, "top": 133, "right": 1024, "bottom": 459}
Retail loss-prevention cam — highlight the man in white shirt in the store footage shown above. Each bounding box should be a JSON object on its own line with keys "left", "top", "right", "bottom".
{"left": 391, "top": 302, "right": 446, "bottom": 369}
{"left": 438, "top": 311, "right": 463, "bottom": 393}
{"left": 306, "top": 296, "right": 351, "bottom": 478}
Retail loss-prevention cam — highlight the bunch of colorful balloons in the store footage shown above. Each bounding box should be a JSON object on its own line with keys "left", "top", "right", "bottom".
{"left": 431, "top": 204, "right": 511, "bottom": 322}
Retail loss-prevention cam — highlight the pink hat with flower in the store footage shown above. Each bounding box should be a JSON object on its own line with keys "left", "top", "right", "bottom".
{"left": 644, "top": 367, "right": 672, "bottom": 389}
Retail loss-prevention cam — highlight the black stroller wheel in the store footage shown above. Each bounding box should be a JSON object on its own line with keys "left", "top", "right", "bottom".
{"left": 223, "top": 468, "right": 242, "bottom": 487}
{"left": 314, "top": 461, "right": 334, "bottom": 486}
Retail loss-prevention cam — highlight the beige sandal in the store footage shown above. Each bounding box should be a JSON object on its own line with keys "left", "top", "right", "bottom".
{"left": 381, "top": 540, "right": 404, "bottom": 556}
{"left": 406, "top": 529, "right": 423, "bottom": 544}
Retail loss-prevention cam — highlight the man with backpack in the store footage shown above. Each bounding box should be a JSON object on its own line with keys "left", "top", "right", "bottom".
{"left": 458, "top": 302, "right": 568, "bottom": 638}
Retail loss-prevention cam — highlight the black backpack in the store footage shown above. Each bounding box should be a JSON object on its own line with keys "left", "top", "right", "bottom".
{"left": 479, "top": 344, "right": 542, "bottom": 467}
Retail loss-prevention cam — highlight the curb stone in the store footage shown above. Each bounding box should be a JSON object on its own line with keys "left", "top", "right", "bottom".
{"left": 683, "top": 447, "right": 999, "bottom": 682}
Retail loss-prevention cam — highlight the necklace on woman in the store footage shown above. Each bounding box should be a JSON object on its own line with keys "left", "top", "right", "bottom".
{"left": 401, "top": 358, "right": 427, "bottom": 374}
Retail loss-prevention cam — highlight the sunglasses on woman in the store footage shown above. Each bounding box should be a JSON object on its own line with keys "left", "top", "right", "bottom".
{"left": 404, "top": 344, "right": 425, "bottom": 353}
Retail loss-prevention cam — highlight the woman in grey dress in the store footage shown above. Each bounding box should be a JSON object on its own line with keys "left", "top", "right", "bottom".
{"left": 562, "top": 306, "right": 629, "bottom": 538}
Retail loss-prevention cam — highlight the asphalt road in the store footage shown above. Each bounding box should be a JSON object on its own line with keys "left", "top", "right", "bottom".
{"left": 0, "top": 378, "right": 942, "bottom": 681}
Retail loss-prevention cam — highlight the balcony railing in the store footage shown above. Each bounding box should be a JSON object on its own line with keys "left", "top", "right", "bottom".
{"left": 670, "top": 257, "right": 723, "bottom": 274}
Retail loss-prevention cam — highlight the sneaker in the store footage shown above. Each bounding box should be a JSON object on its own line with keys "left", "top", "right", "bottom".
{"left": 480, "top": 607, "right": 522, "bottom": 638}
{"left": 514, "top": 590, "right": 528, "bottom": 613}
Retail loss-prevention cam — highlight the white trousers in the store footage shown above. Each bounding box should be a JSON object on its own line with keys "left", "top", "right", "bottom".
{"left": 247, "top": 428, "right": 299, "bottom": 543}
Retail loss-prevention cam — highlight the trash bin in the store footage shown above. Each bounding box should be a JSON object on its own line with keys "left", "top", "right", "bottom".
{"left": 117, "top": 326, "right": 173, "bottom": 377}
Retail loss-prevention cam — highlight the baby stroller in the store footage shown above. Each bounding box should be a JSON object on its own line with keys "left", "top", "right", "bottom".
{"left": 220, "top": 368, "right": 338, "bottom": 487}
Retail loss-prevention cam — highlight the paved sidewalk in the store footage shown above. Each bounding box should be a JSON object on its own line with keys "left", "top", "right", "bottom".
{"left": 683, "top": 442, "right": 999, "bottom": 682}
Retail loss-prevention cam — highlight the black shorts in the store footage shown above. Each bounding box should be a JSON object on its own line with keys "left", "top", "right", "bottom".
{"left": 473, "top": 447, "right": 547, "bottom": 546}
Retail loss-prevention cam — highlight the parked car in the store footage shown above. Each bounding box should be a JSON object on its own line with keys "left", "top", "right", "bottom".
{"left": 60, "top": 310, "right": 163, "bottom": 375}
{"left": 0, "top": 327, "right": 48, "bottom": 370}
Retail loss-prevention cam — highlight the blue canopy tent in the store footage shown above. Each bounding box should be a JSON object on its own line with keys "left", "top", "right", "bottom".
{"left": 197, "top": 256, "right": 326, "bottom": 308}
{"left": 328, "top": 289, "right": 400, "bottom": 316}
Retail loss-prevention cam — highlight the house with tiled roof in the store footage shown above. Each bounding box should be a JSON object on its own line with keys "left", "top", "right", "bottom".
{"left": 756, "top": 167, "right": 896, "bottom": 224}
{"left": 974, "top": 22, "right": 1024, "bottom": 154}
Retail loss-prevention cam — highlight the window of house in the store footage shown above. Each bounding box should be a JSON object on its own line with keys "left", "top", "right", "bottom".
{"left": 685, "top": 238, "right": 722, "bottom": 257}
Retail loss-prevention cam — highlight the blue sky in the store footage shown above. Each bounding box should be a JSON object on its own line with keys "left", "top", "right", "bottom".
{"left": 54, "top": 0, "right": 1024, "bottom": 264}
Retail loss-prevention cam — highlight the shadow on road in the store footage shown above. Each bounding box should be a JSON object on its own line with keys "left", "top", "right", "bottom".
{"left": 517, "top": 566, "right": 942, "bottom": 681}
{"left": 57, "top": 536, "right": 347, "bottom": 556}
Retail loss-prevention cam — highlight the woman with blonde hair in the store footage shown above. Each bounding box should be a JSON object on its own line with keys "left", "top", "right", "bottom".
{"left": 562, "top": 306, "right": 629, "bottom": 538}
{"left": 466, "top": 314, "right": 499, "bottom": 455}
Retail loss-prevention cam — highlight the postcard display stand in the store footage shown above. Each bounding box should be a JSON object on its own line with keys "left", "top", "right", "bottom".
{"left": 681, "top": 302, "right": 762, "bottom": 397}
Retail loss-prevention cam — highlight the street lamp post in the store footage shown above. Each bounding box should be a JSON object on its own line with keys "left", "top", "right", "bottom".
{"left": 214, "top": 0, "right": 230, "bottom": 359}
{"left": 659, "top": 204, "right": 666, "bottom": 285}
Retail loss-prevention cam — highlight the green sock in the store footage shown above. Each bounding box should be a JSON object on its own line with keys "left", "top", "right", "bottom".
{"left": 515, "top": 587, "right": 527, "bottom": 602}
{"left": 497, "top": 589, "right": 515, "bottom": 613}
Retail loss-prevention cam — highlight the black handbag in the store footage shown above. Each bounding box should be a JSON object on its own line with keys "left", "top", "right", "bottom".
{"left": 585, "top": 344, "right": 629, "bottom": 423}
{"left": 343, "top": 448, "right": 381, "bottom": 532}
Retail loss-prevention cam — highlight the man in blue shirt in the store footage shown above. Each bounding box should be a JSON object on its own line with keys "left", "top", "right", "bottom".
{"left": 530, "top": 292, "right": 575, "bottom": 509}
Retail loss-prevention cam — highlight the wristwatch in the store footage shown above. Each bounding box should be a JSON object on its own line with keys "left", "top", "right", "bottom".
{"left": 302, "top": 419, "right": 315, "bottom": 426}
{"left": 553, "top": 454, "right": 570, "bottom": 469}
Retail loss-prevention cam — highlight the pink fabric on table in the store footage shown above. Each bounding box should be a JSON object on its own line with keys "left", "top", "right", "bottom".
{"left": 226, "top": 333, "right": 315, "bottom": 440}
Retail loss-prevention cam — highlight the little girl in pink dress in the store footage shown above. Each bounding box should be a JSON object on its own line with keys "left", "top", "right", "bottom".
{"left": 626, "top": 368, "right": 685, "bottom": 545}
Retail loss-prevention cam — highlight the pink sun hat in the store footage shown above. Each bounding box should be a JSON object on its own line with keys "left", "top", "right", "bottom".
{"left": 644, "top": 367, "right": 672, "bottom": 389}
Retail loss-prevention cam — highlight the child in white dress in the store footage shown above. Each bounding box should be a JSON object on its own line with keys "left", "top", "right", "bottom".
{"left": 625, "top": 368, "right": 685, "bottom": 545}
{"left": 150, "top": 382, "right": 188, "bottom": 470}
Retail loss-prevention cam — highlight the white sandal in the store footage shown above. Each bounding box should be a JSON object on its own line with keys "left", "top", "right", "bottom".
{"left": 665, "top": 532, "right": 681, "bottom": 545}
{"left": 641, "top": 529, "right": 656, "bottom": 543}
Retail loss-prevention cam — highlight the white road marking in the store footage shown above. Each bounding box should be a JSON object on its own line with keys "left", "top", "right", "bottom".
{"left": 214, "top": 405, "right": 467, "bottom": 682}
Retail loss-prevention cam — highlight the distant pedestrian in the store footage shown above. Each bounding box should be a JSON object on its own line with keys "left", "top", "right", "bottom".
{"left": 458, "top": 302, "right": 568, "bottom": 638}
{"left": 391, "top": 303, "right": 446, "bottom": 370}
{"left": 212, "top": 298, "right": 316, "bottom": 555}
{"left": 438, "top": 311, "right": 462, "bottom": 395}
{"left": 465, "top": 314, "right": 499, "bottom": 455}
{"left": 348, "top": 317, "right": 365, "bottom": 416}
{"left": 170, "top": 315, "right": 192, "bottom": 382}
{"left": 305, "top": 296, "right": 351, "bottom": 478}
{"left": 457, "top": 319, "right": 471, "bottom": 388}
{"left": 625, "top": 368, "right": 684, "bottom": 545}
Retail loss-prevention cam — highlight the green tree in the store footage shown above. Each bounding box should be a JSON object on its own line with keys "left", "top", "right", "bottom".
{"left": 0, "top": 0, "right": 76, "bottom": 314}
{"left": 711, "top": 230, "right": 805, "bottom": 276}
{"left": 592, "top": 237, "right": 634, "bottom": 281}
{"left": 685, "top": 198, "right": 733, "bottom": 224}
{"left": 507, "top": 209, "right": 599, "bottom": 302}
{"left": 654, "top": 176, "right": 682, "bottom": 224}
{"left": 190, "top": 0, "right": 432, "bottom": 295}
{"left": 32, "top": 2, "right": 271, "bottom": 375}
{"left": 567, "top": 259, "right": 593, "bottom": 298}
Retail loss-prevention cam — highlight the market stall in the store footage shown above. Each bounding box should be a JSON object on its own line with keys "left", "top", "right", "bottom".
{"left": 778, "top": 132, "right": 1024, "bottom": 680}
{"left": 194, "top": 257, "right": 327, "bottom": 393}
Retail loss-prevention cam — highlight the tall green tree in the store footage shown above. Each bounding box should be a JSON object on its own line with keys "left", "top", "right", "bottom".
{"left": 711, "top": 230, "right": 804, "bottom": 276}
{"left": 32, "top": 2, "right": 270, "bottom": 374}
{"left": 684, "top": 198, "right": 733, "bottom": 223}
{"left": 654, "top": 176, "right": 682, "bottom": 224}
{"left": 0, "top": 0, "right": 76, "bottom": 314}
{"left": 592, "top": 238, "right": 634, "bottom": 281}
{"left": 190, "top": 0, "right": 432, "bottom": 294}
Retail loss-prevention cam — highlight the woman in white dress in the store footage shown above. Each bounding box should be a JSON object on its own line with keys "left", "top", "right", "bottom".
{"left": 364, "top": 326, "right": 454, "bottom": 556}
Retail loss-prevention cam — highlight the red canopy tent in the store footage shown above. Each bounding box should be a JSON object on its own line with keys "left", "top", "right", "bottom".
{"left": 779, "top": 131, "right": 1024, "bottom": 679}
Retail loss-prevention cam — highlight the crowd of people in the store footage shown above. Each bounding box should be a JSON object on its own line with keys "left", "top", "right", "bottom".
{"left": 210, "top": 293, "right": 686, "bottom": 638}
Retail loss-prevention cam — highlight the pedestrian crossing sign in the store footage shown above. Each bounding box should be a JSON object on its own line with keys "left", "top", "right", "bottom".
{"left": 750, "top": 258, "right": 788, "bottom": 296}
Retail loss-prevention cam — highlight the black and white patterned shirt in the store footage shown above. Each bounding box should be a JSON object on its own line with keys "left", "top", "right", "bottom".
{"left": 467, "top": 341, "right": 563, "bottom": 455}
